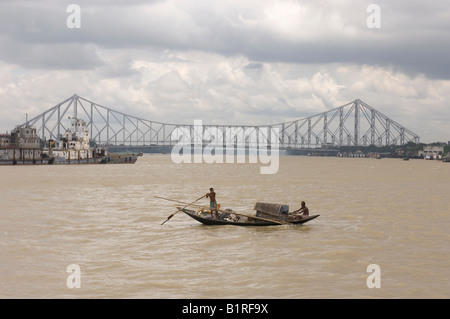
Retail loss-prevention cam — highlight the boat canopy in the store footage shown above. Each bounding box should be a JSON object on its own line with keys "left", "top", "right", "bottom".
{"left": 254, "top": 202, "right": 289, "bottom": 222}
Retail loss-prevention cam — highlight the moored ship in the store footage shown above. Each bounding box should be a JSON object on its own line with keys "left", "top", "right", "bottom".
{"left": 0, "top": 124, "right": 43, "bottom": 165}
{"left": 0, "top": 117, "right": 141, "bottom": 165}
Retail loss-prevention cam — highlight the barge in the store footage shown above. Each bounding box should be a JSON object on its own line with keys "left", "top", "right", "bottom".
{"left": 0, "top": 117, "right": 141, "bottom": 165}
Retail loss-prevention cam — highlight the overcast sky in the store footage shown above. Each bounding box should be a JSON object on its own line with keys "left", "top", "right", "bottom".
{"left": 1, "top": 0, "right": 449, "bottom": 142}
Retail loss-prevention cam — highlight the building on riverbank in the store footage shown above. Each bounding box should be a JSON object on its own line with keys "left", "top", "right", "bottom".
{"left": 418, "top": 146, "right": 444, "bottom": 160}
{"left": 0, "top": 126, "right": 42, "bottom": 163}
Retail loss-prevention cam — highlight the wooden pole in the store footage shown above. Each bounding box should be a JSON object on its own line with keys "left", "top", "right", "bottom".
{"left": 160, "top": 194, "right": 206, "bottom": 225}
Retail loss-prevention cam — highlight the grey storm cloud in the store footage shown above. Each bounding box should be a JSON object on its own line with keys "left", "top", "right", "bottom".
{"left": 0, "top": 0, "right": 449, "bottom": 143}
{"left": 0, "top": 0, "right": 449, "bottom": 79}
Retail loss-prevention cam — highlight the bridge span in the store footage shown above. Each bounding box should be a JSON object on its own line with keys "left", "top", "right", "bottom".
{"left": 21, "top": 94, "right": 420, "bottom": 150}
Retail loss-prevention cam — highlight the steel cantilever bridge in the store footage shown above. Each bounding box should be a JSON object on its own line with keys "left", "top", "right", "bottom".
{"left": 21, "top": 94, "right": 420, "bottom": 150}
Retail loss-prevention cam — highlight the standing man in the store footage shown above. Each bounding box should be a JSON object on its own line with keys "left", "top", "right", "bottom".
{"left": 206, "top": 187, "right": 218, "bottom": 217}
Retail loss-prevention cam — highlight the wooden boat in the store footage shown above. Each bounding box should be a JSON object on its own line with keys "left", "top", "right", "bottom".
{"left": 180, "top": 208, "right": 320, "bottom": 226}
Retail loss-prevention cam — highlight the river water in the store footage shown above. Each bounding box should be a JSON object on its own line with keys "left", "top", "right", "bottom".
{"left": 1, "top": 154, "right": 449, "bottom": 299}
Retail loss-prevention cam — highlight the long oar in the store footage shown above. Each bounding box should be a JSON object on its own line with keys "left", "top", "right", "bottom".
{"left": 160, "top": 194, "right": 206, "bottom": 225}
{"left": 156, "top": 196, "right": 291, "bottom": 225}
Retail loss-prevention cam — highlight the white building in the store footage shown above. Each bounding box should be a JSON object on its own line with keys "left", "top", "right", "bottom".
{"left": 0, "top": 126, "right": 42, "bottom": 161}
{"left": 419, "top": 146, "right": 444, "bottom": 159}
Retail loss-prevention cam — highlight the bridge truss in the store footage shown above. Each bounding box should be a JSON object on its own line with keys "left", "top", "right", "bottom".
{"left": 21, "top": 94, "right": 420, "bottom": 149}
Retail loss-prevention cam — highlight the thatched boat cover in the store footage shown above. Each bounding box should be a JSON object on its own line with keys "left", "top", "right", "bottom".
{"left": 254, "top": 202, "right": 289, "bottom": 221}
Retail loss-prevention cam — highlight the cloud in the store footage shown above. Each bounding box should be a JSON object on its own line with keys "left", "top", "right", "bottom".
{"left": 0, "top": 37, "right": 104, "bottom": 69}
{"left": 1, "top": 1, "right": 449, "bottom": 78}
{"left": 2, "top": 48, "right": 448, "bottom": 142}
{"left": 0, "top": 1, "right": 449, "bottom": 143}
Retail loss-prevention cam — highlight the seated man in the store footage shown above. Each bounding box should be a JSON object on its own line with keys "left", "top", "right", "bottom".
{"left": 289, "top": 201, "right": 309, "bottom": 219}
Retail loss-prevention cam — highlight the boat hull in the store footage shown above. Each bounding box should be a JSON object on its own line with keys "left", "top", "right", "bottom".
{"left": 181, "top": 208, "right": 320, "bottom": 226}
{"left": 0, "top": 152, "right": 140, "bottom": 165}
{"left": 0, "top": 159, "right": 49, "bottom": 165}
